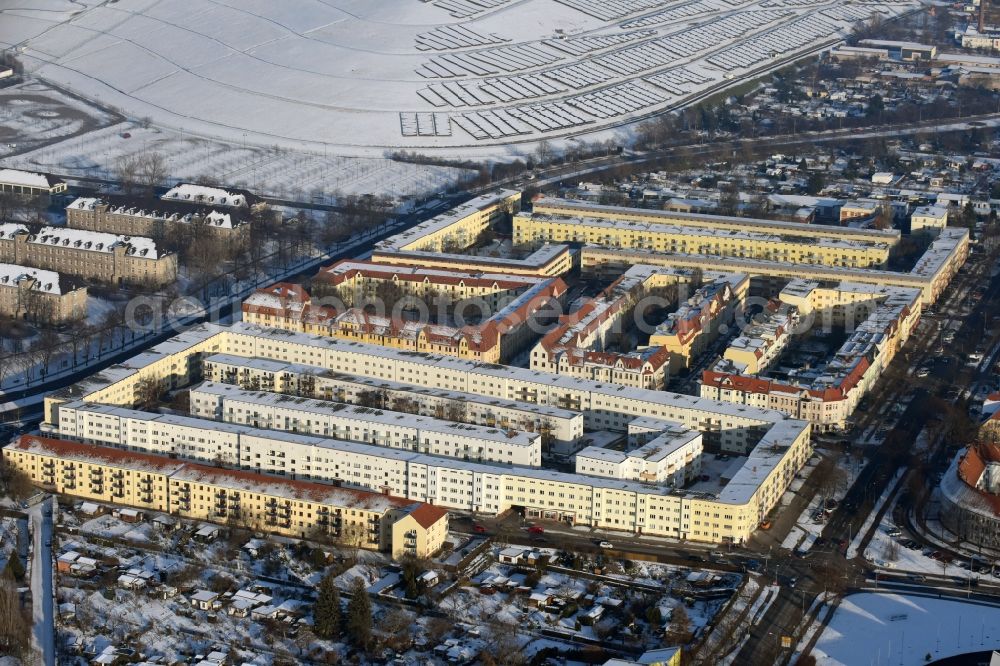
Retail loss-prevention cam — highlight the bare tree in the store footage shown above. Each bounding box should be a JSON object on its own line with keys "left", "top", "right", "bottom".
{"left": 0, "top": 578, "right": 32, "bottom": 658}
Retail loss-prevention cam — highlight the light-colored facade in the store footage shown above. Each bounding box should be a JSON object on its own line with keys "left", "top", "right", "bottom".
{"left": 370, "top": 190, "right": 573, "bottom": 277}
{"left": 189, "top": 381, "right": 542, "bottom": 466}
{"left": 515, "top": 212, "right": 892, "bottom": 269}
{"left": 41, "top": 322, "right": 813, "bottom": 545}
{"left": 0, "top": 223, "right": 177, "bottom": 287}
{"left": 0, "top": 262, "right": 87, "bottom": 324}
{"left": 649, "top": 274, "right": 749, "bottom": 372}
{"left": 702, "top": 282, "right": 922, "bottom": 430}
{"left": 717, "top": 300, "right": 799, "bottom": 376}
{"left": 201, "top": 354, "right": 584, "bottom": 447}
{"left": 531, "top": 198, "right": 901, "bottom": 246}
{"left": 44, "top": 397, "right": 809, "bottom": 545}
{"left": 581, "top": 227, "right": 969, "bottom": 305}
{"left": 575, "top": 424, "right": 702, "bottom": 486}
{"left": 242, "top": 276, "right": 565, "bottom": 364}
{"left": 0, "top": 169, "right": 66, "bottom": 196}
{"left": 531, "top": 266, "right": 722, "bottom": 389}
{"left": 4, "top": 435, "right": 448, "bottom": 558}
{"left": 910, "top": 205, "right": 949, "bottom": 234}
{"left": 379, "top": 190, "right": 521, "bottom": 254}
{"left": 66, "top": 196, "right": 251, "bottom": 241}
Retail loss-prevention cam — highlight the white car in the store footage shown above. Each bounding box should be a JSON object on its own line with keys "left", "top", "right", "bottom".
{"left": 599, "top": 541, "right": 614, "bottom": 549}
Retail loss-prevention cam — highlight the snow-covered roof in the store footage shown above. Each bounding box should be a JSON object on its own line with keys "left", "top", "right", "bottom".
{"left": 0, "top": 263, "right": 74, "bottom": 295}
{"left": 203, "top": 353, "right": 582, "bottom": 421}
{"left": 0, "top": 222, "right": 27, "bottom": 240}
{"left": 190, "top": 381, "right": 541, "bottom": 447}
{"left": 0, "top": 168, "right": 63, "bottom": 190}
{"left": 377, "top": 190, "right": 518, "bottom": 252}
{"left": 29, "top": 226, "right": 164, "bottom": 259}
{"left": 533, "top": 197, "right": 899, "bottom": 242}
{"left": 162, "top": 183, "right": 253, "bottom": 208}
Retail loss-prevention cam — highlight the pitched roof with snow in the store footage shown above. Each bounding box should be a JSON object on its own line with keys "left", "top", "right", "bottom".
{"left": 162, "top": 184, "right": 257, "bottom": 208}
{"left": 29, "top": 226, "right": 164, "bottom": 259}
{"left": 0, "top": 262, "right": 78, "bottom": 295}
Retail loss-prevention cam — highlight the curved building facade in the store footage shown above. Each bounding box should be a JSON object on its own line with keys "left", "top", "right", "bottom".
{"left": 940, "top": 443, "right": 1000, "bottom": 549}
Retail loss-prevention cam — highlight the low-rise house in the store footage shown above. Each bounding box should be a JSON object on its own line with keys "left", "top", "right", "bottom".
{"left": 190, "top": 590, "right": 220, "bottom": 611}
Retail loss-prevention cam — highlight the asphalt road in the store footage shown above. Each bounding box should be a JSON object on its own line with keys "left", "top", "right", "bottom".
{"left": 733, "top": 238, "right": 1000, "bottom": 664}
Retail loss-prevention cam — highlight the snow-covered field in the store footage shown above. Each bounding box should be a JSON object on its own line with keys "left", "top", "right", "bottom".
{"left": 1, "top": 0, "right": 917, "bottom": 153}
{"left": 1, "top": 100, "right": 473, "bottom": 199}
{"left": 812, "top": 592, "right": 1000, "bottom": 665}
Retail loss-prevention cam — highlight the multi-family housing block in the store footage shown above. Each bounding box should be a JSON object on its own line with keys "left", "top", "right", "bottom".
{"left": 37, "top": 321, "right": 812, "bottom": 545}
{"left": 66, "top": 195, "right": 251, "bottom": 241}
{"left": 243, "top": 273, "right": 565, "bottom": 363}
{"left": 531, "top": 266, "right": 741, "bottom": 389}
{"left": 5, "top": 435, "right": 448, "bottom": 558}
{"left": 0, "top": 262, "right": 87, "bottom": 323}
{"left": 201, "top": 353, "right": 584, "bottom": 447}
{"left": 188, "top": 381, "right": 542, "bottom": 466}
{"left": 649, "top": 274, "right": 749, "bottom": 373}
{"left": 701, "top": 281, "right": 922, "bottom": 430}
{"left": 0, "top": 223, "right": 177, "bottom": 287}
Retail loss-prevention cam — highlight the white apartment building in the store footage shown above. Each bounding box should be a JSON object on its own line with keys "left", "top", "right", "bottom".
{"left": 40, "top": 322, "right": 813, "bottom": 544}
{"left": 189, "top": 381, "right": 542, "bottom": 466}
{"left": 201, "top": 354, "right": 584, "bottom": 446}
{"left": 43, "top": 397, "right": 809, "bottom": 545}
{"left": 575, "top": 424, "right": 702, "bottom": 485}
{"left": 910, "top": 205, "right": 949, "bottom": 234}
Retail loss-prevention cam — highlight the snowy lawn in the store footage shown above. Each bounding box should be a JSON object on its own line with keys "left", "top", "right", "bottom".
{"left": 812, "top": 592, "right": 1000, "bottom": 665}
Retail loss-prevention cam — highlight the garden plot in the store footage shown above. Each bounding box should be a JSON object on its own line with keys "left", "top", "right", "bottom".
{"left": 417, "top": 42, "right": 564, "bottom": 78}
{"left": 543, "top": 62, "right": 617, "bottom": 89}
{"left": 4, "top": 0, "right": 917, "bottom": 150}
{"left": 7, "top": 122, "right": 471, "bottom": 199}
{"left": 566, "top": 82, "right": 667, "bottom": 119}
{"left": 543, "top": 31, "right": 655, "bottom": 57}
{"left": 621, "top": 0, "right": 719, "bottom": 29}
{"left": 428, "top": 0, "right": 517, "bottom": 18}
{"left": 478, "top": 74, "right": 567, "bottom": 103}
{"left": 400, "top": 112, "right": 453, "bottom": 137}
{"left": 551, "top": 0, "right": 675, "bottom": 22}
{"left": 415, "top": 24, "right": 508, "bottom": 51}
{"left": 645, "top": 66, "right": 713, "bottom": 95}
{"left": 595, "top": 10, "right": 787, "bottom": 76}
{"left": 419, "top": 74, "right": 566, "bottom": 107}
{"left": 821, "top": 2, "right": 906, "bottom": 22}
{"left": 706, "top": 15, "right": 838, "bottom": 71}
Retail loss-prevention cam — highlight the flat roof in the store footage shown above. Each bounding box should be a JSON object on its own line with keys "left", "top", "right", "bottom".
{"left": 532, "top": 197, "right": 900, "bottom": 242}
{"left": 191, "top": 381, "right": 540, "bottom": 446}
{"left": 521, "top": 212, "right": 887, "bottom": 250}
{"left": 376, "top": 190, "right": 518, "bottom": 252}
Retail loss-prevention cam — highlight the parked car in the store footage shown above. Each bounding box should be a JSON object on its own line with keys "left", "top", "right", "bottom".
{"left": 527, "top": 525, "right": 544, "bottom": 535}
{"left": 598, "top": 541, "right": 614, "bottom": 549}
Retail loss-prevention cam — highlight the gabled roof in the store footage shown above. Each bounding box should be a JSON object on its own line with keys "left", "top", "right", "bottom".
{"left": 402, "top": 502, "right": 448, "bottom": 529}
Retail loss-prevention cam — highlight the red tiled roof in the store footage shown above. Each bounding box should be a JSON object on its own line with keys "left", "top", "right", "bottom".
{"left": 12, "top": 435, "right": 184, "bottom": 472}
{"left": 403, "top": 503, "right": 449, "bottom": 529}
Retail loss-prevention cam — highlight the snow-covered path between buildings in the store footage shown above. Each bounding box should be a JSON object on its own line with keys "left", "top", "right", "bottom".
{"left": 29, "top": 497, "right": 55, "bottom": 666}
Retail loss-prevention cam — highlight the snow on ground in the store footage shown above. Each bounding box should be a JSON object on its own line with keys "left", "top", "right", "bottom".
{"left": 1, "top": 0, "right": 917, "bottom": 153}
{"left": 6, "top": 118, "right": 473, "bottom": 200}
{"left": 812, "top": 592, "right": 1000, "bottom": 665}
{"left": 29, "top": 497, "right": 55, "bottom": 666}
{"left": 847, "top": 469, "right": 904, "bottom": 561}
